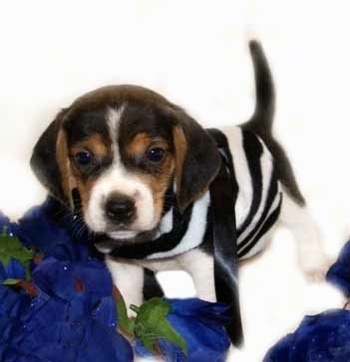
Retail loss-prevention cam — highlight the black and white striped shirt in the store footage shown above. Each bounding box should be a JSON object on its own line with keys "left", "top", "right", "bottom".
{"left": 111, "top": 127, "right": 282, "bottom": 262}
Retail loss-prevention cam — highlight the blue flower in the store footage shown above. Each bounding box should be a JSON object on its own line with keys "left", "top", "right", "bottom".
{"left": 1, "top": 202, "right": 234, "bottom": 361}
{"left": 326, "top": 240, "right": 350, "bottom": 297}
{"left": 264, "top": 309, "right": 350, "bottom": 361}
{"left": 0, "top": 257, "right": 133, "bottom": 362}
{"left": 17, "top": 198, "right": 90, "bottom": 261}
{"left": 0, "top": 285, "right": 33, "bottom": 361}
{"left": 135, "top": 298, "right": 231, "bottom": 362}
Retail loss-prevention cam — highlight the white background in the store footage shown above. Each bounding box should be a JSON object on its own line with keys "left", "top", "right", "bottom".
{"left": 0, "top": 1, "right": 349, "bottom": 361}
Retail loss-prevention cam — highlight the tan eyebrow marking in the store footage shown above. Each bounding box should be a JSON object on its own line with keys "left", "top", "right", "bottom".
{"left": 70, "top": 134, "right": 110, "bottom": 157}
{"left": 126, "top": 132, "right": 169, "bottom": 156}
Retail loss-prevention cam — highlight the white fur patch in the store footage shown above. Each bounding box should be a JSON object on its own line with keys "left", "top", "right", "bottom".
{"left": 107, "top": 107, "right": 123, "bottom": 163}
{"left": 106, "top": 256, "right": 144, "bottom": 313}
{"left": 177, "top": 248, "right": 217, "bottom": 302}
{"left": 279, "top": 190, "right": 329, "bottom": 279}
{"left": 85, "top": 165, "right": 157, "bottom": 234}
{"left": 156, "top": 208, "right": 173, "bottom": 236}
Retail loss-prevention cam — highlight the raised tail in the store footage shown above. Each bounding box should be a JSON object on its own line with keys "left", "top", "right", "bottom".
{"left": 241, "top": 40, "right": 275, "bottom": 138}
{"left": 242, "top": 40, "right": 306, "bottom": 206}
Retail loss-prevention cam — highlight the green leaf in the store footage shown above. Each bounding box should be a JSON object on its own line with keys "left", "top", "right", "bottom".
{"left": 114, "top": 287, "right": 135, "bottom": 336}
{"left": 3, "top": 278, "right": 21, "bottom": 285}
{"left": 0, "top": 227, "right": 34, "bottom": 280}
{"left": 134, "top": 297, "right": 187, "bottom": 355}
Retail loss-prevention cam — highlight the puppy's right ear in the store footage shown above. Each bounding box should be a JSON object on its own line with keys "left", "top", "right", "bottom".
{"left": 30, "top": 109, "right": 72, "bottom": 206}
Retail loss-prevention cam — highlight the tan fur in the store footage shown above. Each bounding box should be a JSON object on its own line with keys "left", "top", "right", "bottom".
{"left": 126, "top": 132, "right": 170, "bottom": 156}
{"left": 172, "top": 126, "right": 188, "bottom": 207}
{"left": 76, "top": 178, "right": 97, "bottom": 215}
{"left": 56, "top": 130, "right": 76, "bottom": 206}
{"left": 70, "top": 134, "right": 110, "bottom": 159}
{"left": 125, "top": 132, "right": 175, "bottom": 219}
{"left": 136, "top": 165, "right": 175, "bottom": 220}
{"left": 69, "top": 134, "right": 112, "bottom": 213}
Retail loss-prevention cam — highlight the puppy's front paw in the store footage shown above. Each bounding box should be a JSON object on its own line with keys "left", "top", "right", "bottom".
{"left": 298, "top": 252, "right": 330, "bottom": 282}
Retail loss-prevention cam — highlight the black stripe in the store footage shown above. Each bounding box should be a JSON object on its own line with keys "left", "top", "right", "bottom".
{"left": 238, "top": 196, "right": 282, "bottom": 258}
{"left": 109, "top": 204, "right": 193, "bottom": 259}
{"left": 209, "top": 144, "right": 243, "bottom": 347}
{"left": 238, "top": 168, "right": 280, "bottom": 257}
{"left": 207, "top": 129, "right": 243, "bottom": 346}
{"left": 162, "top": 183, "right": 176, "bottom": 214}
{"left": 143, "top": 269, "right": 164, "bottom": 300}
{"left": 237, "top": 131, "right": 263, "bottom": 238}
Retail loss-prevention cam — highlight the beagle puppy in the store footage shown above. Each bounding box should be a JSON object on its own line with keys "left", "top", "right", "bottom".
{"left": 30, "top": 41, "right": 326, "bottom": 347}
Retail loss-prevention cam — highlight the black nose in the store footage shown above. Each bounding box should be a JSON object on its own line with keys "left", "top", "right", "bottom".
{"left": 105, "top": 194, "right": 135, "bottom": 223}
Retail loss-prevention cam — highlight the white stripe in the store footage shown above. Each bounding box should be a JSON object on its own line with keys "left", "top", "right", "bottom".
{"left": 107, "top": 106, "right": 124, "bottom": 163}
{"left": 146, "top": 192, "right": 210, "bottom": 259}
{"left": 239, "top": 191, "right": 281, "bottom": 259}
{"left": 237, "top": 136, "right": 274, "bottom": 242}
{"left": 222, "top": 127, "right": 253, "bottom": 229}
{"left": 154, "top": 208, "right": 173, "bottom": 238}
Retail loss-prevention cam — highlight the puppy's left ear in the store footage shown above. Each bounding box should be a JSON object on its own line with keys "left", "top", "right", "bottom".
{"left": 172, "top": 110, "right": 221, "bottom": 212}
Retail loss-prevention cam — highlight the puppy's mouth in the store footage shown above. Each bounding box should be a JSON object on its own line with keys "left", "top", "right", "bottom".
{"left": 107, "top": 230, "right": 138, "bottom": 239}
{"left": 94, "top": 228, "right": 158, "bottom": 254}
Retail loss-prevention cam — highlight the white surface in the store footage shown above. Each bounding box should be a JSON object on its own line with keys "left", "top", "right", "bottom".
{"left": 0, "top": 1, "right": 348, "bottom": 361}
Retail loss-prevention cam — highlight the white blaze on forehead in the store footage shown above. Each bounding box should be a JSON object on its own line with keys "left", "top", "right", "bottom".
{"left": 84, "top": 105, "right": 158, "bottom": 236}
{"left": 106, "top": 106, "right": 124, "bottom": 162}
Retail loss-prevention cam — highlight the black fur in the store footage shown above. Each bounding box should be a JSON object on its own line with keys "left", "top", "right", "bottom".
{"left": 30, "top": 109, "right": 68, "bottom": 204}
{"left": 241, "top": 40, "right": 305, "bottom": 206}
{"left": 174, "top": 111, "right": 221, "bottom": 212}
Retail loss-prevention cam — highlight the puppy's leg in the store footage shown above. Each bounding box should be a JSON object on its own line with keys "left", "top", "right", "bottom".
{"left": 105, "top": 256, "right": 144, "bottom": 314}
{"left": 279, "top": 191, "right": 329, "bottom": 280}
{"left": 177, "top": 249, "right": 216, "bottom": 302}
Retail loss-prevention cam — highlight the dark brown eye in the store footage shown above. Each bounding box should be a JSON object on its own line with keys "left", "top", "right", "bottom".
{"left": 146, "top": 147, "right": 165, "bottom": 163}
{"left": 74, "top": 151, "right": 94, "bottom": 166}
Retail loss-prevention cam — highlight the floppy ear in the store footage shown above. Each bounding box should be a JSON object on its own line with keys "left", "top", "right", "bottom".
{"left": 172, "top": 111, "right": 221, "bottom": 212}
{"left": 30, "top": 109, "right": 76, "bottom": 208}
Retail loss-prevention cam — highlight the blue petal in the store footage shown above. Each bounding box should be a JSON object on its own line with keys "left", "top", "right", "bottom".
{"left": 91, "top": 297, "right": 117, "bottom": 328}
{"left": 76, "top": 320, "right": 133, "bottom": 362}
{"left": 135, "top": 338, "right": 186, "bottom": 362}
{"left": 32, "top": 258, "right": 112, "bottom": 302}
{"left": 159, "top": 299, "right": 231, "bottom": 362}
{"left": 264, "top": 309, "right": 350, "bottom": 361}
{"left": 17, "top": 199, "right": 90, "bottom": 261}
{"left": 5, "top": 258, "right": 26, "bottom": 280}
{"left": 326, "top": 240, "right": 350, "bottom": 297}
{"left": 0, "top": 285, "right": 30, "bottom": 320}
{"left": 17, "top": 300, "right": 132, "bottom": 362}
{"left": 167, "top": 298, "right": 232, "bottom": 325}
{"left": 0, "top": 263, "right": 7, "bottom": 282}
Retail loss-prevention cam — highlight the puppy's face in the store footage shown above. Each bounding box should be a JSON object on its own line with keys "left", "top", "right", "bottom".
{"left": 31, "top": 85, "right": 220, "bottom": 245}
{"left": 65, "top": 104, "right": 176, "bottom": 240}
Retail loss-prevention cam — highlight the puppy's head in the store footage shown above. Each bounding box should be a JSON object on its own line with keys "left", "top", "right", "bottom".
{"left": 31, "top": 85, "right": 220, "bottom": 243}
